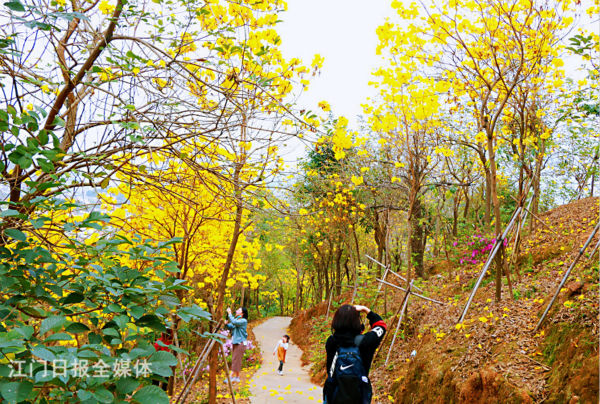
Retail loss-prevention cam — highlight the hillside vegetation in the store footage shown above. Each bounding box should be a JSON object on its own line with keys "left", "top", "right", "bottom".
{"left": 291, "top": 197, "right": 599, "bottom": 403}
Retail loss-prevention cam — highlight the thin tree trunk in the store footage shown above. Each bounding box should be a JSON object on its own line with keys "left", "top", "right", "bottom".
{"left": 486, "top": 130, "right": 503, "bottom": 303}
{"left": 485, "top": 169, "right": 492, "bottom": 232}
{"left": 209, "top": 163, "right": 244, "bottom": 404}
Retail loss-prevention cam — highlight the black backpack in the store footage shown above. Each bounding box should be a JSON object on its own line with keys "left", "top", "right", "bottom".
{"left": 323, "top": 335, "right": 372, "bottom": 404}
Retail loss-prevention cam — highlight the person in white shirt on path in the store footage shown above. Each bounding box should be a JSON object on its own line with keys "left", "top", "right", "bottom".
{"left": 272, "top": 334, "right": 290, "bottom": 375}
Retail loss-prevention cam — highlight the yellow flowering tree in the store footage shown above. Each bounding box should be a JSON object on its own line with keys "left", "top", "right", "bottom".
{"left": 374, "top": 0, "right": 582, "bottom": 299}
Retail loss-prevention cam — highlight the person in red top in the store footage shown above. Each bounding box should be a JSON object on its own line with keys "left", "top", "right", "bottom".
{"left": 154, "top": 330, "right": 173, "bottom": 352}
{"left": 153, "top": 329, "right": 174, "bottom": 391}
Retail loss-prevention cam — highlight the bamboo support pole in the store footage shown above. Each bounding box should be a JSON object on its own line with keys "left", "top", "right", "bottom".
{"left": 371, "top": 286, "right": 409, "bottom": 363}
{"left": 457, "top": 207, "right": 522, "bottom": 324}
{"left": 535, "top": 221, "right": 600, "bottom": 331}
{"left": 367, "top": 254, "right": 424, "bottom": 292}
{"left": 522, "top": 206, "right": 560, "bottom": 236}
{"left": 220, "top": 344, "right": 236, "bottom": 404}
{"left": 387, "top": 268, "right": 424, "bottom": 292}
{"left": 172, "top": 328, "right": 185, "bottom": 394}
{"left": 588, "top": 237, "right": 600, "bottom": 260}
{"left": 175, "top": 320, "right": 223, "bottom": 404}
{"left": 175, "top": 338, "right": 217, "bottom": 404}
{"left": 326, "top": 284, "right": 356, "bottom": 317}
{"left": 325, "top": 285, "right": 334, "bottom": 318}
{"left": 376, "top": 278, "right": 444, "bottom": 305}
{"left": 366, "top": 255, "right": 390, "bottom": 294}
{"left": 385, "top": 282, "right": 412, "bottom": 366}
{"left": 508, "top": 196, "right": 533, "bottom": 275}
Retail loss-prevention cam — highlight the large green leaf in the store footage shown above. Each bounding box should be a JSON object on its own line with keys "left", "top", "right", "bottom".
{"left": 92, "top": 387, "right": 113, "bottom": 403}
{"left": 40, "top": 315, "right": 66, "bottom": 335}
{"left": 31, "top": 345, "right": 55, "bottom": 362}
{"left": 62, "top": 292, "right": 85, "bottom": 304}
{"left": 0, "top": 381, "right": 33, "bottom": 403}
{"left": 131, "top": 385, "right": 169, "bottom": 404}
{"left": 148, "top": 351, "right": 177, "bottom": 377}
{"left": 0, "top": 209, "right": 21, "bottom": 217}
{"left": 3, "top": 229, "right": 26, "bottom": 242}
{"left": 65, "top": 322, "right": 90, "bottom": 334}
{"left": 177, "top": 304, "right": 211, "bottom": 323}
{"left": 4, "top": 0, "right": 25, "bottom": 12}
{"left": 134, "top": 314, "right": 165, "bottom": 332}
{"left": 115, "top": 377, "right": 140, "bottom": 394}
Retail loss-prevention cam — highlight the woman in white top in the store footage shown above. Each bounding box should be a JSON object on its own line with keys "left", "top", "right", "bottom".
{"left": 272, "top": 334, "right": 290, "bottom": 375}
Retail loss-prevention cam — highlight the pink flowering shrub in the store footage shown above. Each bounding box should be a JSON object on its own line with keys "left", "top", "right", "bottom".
{"left": 456, "top": 234, "right": 508, "bottom": 265}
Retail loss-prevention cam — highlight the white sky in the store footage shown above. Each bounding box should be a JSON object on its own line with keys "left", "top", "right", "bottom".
{"left": 274, "top": 0, "right": 598, "bottom": 169}
{"left": 277, "top": 0, "right": 394, "bottom": 129}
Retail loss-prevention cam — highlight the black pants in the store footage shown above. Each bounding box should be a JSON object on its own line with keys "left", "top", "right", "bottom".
{"left": 278, "top": 360, "right": 284, "bottom": 371}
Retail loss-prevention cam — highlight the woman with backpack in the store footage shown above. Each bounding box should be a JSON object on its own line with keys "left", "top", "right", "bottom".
{"left": 323, "top": 304, "right": 387, "bottom": 404}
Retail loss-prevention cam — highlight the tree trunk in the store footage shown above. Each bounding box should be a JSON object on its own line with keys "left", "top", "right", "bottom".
{"left": 486, "top": 130, "right": 503, "bottom": 303}
{"left": 463, "top": 186, "right": 470, "bottom": 218}
{"left": 452, "top": 195, "right": 459, "bottom": 237}
{"left": 433, "top": 207, "right": 441, "bottom": 258}
{"left": 484, "top": 168, "right": 492, "bottom": 232}
{"left": 209, "top": 164, "right": 244, "bottom": 404}
{"left": 256, "top": 287, "right": 261, "bottom": 317}
{"left": 335, "top": 247, "right": 342, "bottom": 296}
{"left": 530, "top": 143, "right": 544, "bottom": 230}
{"left": 410, "top": 197, "right": 427, "bottom": 279}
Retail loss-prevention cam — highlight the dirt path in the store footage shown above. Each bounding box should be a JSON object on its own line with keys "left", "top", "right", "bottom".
{"left": 248, "top": 316, "right": 322, "bottom": 403}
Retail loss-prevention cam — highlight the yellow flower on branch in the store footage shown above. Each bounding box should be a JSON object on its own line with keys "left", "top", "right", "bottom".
{"left": 318, "top": 101, "right": 331, "bottom": 112}
{"left": 351, "top": 175, "right": 364, "bottom": 186}
{"left": 99, "top": 0, "right": 115, "bottom": 15}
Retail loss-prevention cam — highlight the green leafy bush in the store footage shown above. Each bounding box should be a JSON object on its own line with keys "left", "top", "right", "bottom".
{"left": 0, "top": 198, "right": 211, "bottom": 403}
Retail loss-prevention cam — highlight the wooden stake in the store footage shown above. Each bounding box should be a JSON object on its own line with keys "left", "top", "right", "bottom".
{"left": 172, "top": 327, "right": 184, "bottom": 395}
{"left": 326, "top": 284, "right": 356, "bottom": 317}
{"left": 175, "top": 338, "right": 217, "bottom": 404}
{"left": 508, "top": 197, "right": 533, "bottom": 282}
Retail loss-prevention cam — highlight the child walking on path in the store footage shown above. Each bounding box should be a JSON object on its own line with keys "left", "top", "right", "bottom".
{"left": 272, "top": 334, "right": 290, "bottom": 375}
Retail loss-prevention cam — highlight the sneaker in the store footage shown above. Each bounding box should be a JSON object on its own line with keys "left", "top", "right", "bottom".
{"left": 278, "top": 370, "right": 283, "bottom": 376}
